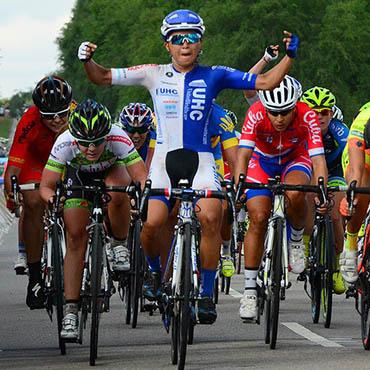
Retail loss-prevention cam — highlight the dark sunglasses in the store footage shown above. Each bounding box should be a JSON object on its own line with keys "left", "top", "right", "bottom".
{"left": 124, "top": 126, "right": 149, "bottom": 134}
{"left": 267, "top": 108, "right": 293, "bottom": 117}
{"left": 77, "top": 138, "right": 105, "bottom": 147}
{"left": 167, "top": 33, "right": 201, "bottom": 45}
{"left": 314, "top": 109, "right": 331, "bottom": 116}
{"left": 40, "top": 107, "right": 69, "bottom": 120}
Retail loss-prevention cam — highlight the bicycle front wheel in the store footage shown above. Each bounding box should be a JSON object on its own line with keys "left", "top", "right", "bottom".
{"left": 360, "top": 224, "right": 370, "bottom": 349}
{"left": 321, "top": 217, "right": 334, "bottom": 328}
{"left": 270, "top": 217, "right": 283, "bottom": 350}
{"left": 90, "top": 225, "right": 104, "bottom": 366}
{"left": 178, "top": 223, "right": 192, "bottom": 370}
{"left": 309, "top": 225, "right": 321, "bottom": 324}
{"left": 130, "top": 219, "right": 144, "bottom": 328}
{"left": 51, "top": 223, "right": 66, "bottom": 355}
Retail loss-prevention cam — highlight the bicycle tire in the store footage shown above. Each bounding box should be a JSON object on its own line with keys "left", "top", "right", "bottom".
{"left": 178, "top": 223, "right": 192, "bottom": 370}
{"left": 213, "top": 276, "right": 219, "bottom": 304}
{"left": 131, "top": 219, "right": 143, "bottom": 328}
{"left": 171, "top": 311, "right": 179, "bottom": 364}
{"left": 321, "top": 217, "right": 334, "bottom": 328}
{"left": 125, "top": 277, "right": 132, "bottom": 325}
{"left": 360, "top": 223, "right": 370, "bottom": 349}
{"left": 309, "top": 225, "right": 321, "bottom": 323}
{"left": 90, "top": 224, "right": 103, "bottom": 366}
{"left": 264, "top": 297, "right": 271, "bottom": 344}
{"left": 225, "top": 277, "right": 231, "bottom": 295}
{"left": 270, "top": 217, "right": 283, "bottom": 349}
{"left": 220, "top": 273, "right": 225, "bottom": 293}
{"left": 51, "top": 223, "right": 66, "bottom": 355}
{"left": 237, "top": 241, "right": 243, "bottom": 275}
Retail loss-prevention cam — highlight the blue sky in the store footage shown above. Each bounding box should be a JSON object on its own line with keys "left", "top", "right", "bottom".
{"left": 0, "top": 0, "right": 76, "bottom": 99}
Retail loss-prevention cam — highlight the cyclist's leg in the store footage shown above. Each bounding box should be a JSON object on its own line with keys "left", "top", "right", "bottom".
{"left": 141, "top": 198, "right": 169, "bottom": 299}
{"left": 105, "top": 164, "right": 131, "bottom": 271}
{"left": 62, "top": 204, "right": 90, "bottom": 338}
{"left": 240, "top": 194, "right": 271, "bottom": 320}
{"left": 21, "top": 185, "right": 46, "bottom": 309}
{"left": 283, "top": 157, "right": 311, "bottom": 273}
{"left": 14, "top": 210, "right": 27, "bottom": 274}
{"left": 220, "top": 198, "right": 235, "bottom": 277}
{"left": 196, "top": 197, "right": 223, "bottom": 323}
{"left": 341, "top": 168, "right": 370, "bottom": 284}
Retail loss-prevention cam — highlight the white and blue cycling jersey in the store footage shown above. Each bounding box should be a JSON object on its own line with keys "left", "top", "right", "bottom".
{"left": 111, "top": 63, "right": 256, "bottom": 155}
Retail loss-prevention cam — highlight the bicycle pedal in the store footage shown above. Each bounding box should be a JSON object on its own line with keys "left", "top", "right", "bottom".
{"left": 242, "top": 318, "right": 257, "bottom": 324}
{"left": 297, "top": 273, "right": 306, "bottom": 282}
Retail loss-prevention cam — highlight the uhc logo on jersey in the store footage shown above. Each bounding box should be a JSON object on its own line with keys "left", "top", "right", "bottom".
{"left": 156, "top": 88, "right": 178, "bottom": 96}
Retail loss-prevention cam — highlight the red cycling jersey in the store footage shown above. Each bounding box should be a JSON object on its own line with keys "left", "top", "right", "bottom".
{"left": 8, "top": 106, "right": 57, "bottom": 183}
{"left": 239, "top": 101, "right": 324, "bottom": 164}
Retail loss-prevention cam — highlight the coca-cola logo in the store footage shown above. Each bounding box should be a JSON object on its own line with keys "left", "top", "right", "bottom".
{"left": 304, "top": 111, "right": 322, "bottom": 144}
{"left": 243, "top": 110, "right": 264, "bottom": 134}
{"left": 18, "top": 121, "right": 36, "bottom": 143}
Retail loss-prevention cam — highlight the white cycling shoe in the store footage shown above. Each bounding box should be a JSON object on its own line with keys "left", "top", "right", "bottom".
{"left": 289, "top": 242, "right": 306, "bottom": 274}
{"left": 339, "top": 250, "right": 358, "bottom": 285}
{"left": 112, "top": 245, "right": 130, "bottom": 271}
{"left": 60, "top": 313, "right": 78, "bottom": 339}
{"left": 239, "top": 293, "right": 257, "bottom": 321}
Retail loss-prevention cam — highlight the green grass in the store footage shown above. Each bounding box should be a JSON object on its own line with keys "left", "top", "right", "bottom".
{"left": 0, "top": 117, "right": 13, "bottom": 138}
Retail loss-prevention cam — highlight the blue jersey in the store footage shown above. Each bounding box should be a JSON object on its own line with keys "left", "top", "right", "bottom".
{"left": 322, "top": 118, "right": 349, "bottom": 174}
{"left": 111, "top": 63, "right": 256, "bottom": 154}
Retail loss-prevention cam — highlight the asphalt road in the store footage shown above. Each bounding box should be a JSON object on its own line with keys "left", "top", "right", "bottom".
{"left": 1, "top": 222, "right": 369, "bottom": 370}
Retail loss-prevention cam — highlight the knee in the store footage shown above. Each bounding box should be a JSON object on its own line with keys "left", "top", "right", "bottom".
{"left": 249, "top": 211, "right": 269, "bottom": 231}
{"left": 67, "top": 228, "right": 88, "bottom": 252}
{"left": 199, "top": 212, "right": 221, "bottom": 234}
{"left": 23, "top": 192, "right": 44, "bottom": 214}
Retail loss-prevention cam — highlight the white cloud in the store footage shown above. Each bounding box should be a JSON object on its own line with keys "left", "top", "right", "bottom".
{"left": 0, "top": 1, "right": 75, "bottom": 98}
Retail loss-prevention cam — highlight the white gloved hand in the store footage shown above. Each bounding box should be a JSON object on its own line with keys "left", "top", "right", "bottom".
{"left": 78, "top": 41, "right": 94, "bottom": 62}
{"left": 264, "top": 46, "right": 278, "bottom": 62}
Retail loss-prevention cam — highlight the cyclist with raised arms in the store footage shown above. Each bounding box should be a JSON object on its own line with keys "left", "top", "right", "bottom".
{"left": 339, "top": 103, "right": 370, "bottom": 286}
{"left": 118, "top": 102, "right": 155, "bottom": 166}
{"left": 300, "top": 86, "right": 348, "bottom": 294}
{"left": 77, "top": 9, "right": 299, "bottom": 324}
{"left": 4, "top": 76, "right": 73, "bottom": 310}
{"left": 40, "top": 99, "right": 147, "bottom": 339}
{"left": 235, "top": 76, "right": 328, "bottom": 321}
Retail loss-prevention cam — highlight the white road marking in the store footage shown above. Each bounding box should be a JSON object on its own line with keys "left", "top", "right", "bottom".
{"left": 282, "top": 322, "right": 344, "bottom": 348}
{"left": 229, "top": 288, "right": 243, "bottom": 298}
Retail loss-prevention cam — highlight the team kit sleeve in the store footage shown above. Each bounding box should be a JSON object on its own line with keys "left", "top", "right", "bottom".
{"left": 110, "top": 130, "right": 143, "bottom": 167}
{"left": 215, "top": 66, "right": 258, "bottom": 91}
{"left": 330, "top": 120, "right": 349, "bottom": 151}
{"left": 303, "top": 110, "right": 325, "bottom": 157}
{"left": 7, "top": 116, "right": 33, "bottom": 168}
{"left": 238, "top": 107, "right": 257, "bottom": 150}
{"left": 111, "top": 64, "right": 158, "bottom": 88}
{"left": 44, "top": 133, "right": 71, "bottom": 174}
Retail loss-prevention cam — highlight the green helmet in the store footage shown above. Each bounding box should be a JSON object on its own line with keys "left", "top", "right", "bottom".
{"left": 359, "top": 101, "right": 370, "bottom": 113}
{"left": 69, "top": 99, "right": 111, "bottom": 141}
{"left": 301, "top": 86, "right": 336, "bottom": 112}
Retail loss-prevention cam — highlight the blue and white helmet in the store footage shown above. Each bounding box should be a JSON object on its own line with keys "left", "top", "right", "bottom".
{"left": 161, "top": 9, "right": 205, "bottom": 41}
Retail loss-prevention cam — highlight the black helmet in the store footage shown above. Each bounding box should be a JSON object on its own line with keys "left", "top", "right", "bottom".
{"left": 69, "top": 99, "right": 111, "bottom": 141}
{"left": 32, "top": 75, "right": 72, "bottom": 113}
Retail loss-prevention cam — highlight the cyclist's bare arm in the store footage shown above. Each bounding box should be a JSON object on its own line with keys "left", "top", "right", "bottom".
{"left": 311, "top": 154, "right": 328, "bottom": 186}
{"left": 4, "top": 165, "right": 21, "bottom": 197}
{"left": 146, "top": 146, "right": 154, "bottom": 170}
{"left": 346, "top": 146, "right": 365, "bottom": 186}
{"left": 223, "top": 145, "right": 238, "bottom": 178}
{"left": 40, "top": 168, "right": 62, "bottom": 204}
{"left": 244, "top": 45, "right": 279, "bottom": 100}
{"left": 80, "top": 42, "right": 112, "bottom": 85}
{"left": 125, "top": 160, "right": 148, "bottom": 188}
{"left": 254, "top": 31, "right": 296, "bottom": 91}
{"left": 235, "top": 147, "right": 253, "bottom": 186}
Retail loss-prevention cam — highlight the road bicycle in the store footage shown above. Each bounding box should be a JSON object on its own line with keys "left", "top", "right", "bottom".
{"left": 11, "top": 176, "right": 66, "bottom": 354}
{"left": 237, "top": 174, "right": 320, "bottom": 349}
{"left": 141, "top": 179, "right": 235, "bottom": 370}
{"left": 301, "top": 178, "right": 336, "bottom": 328}
{"left": 338, "top": 181, "right": 370, "bottom": 349}
{"left": 63, "top": 179, "right": 138, "bottom": 365}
